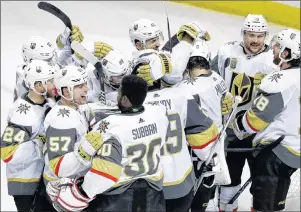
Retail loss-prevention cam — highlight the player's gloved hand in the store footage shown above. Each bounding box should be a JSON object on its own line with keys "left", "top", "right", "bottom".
{"left": 254, "top": 72, "right": 266, "bottom": 89}
{"left": 56, "top": 25, "right": 84, "bottom": 49}
{"left": 78, "top": 131, "right": 104, "bottom": 161}
{"left": 137, "top": 64, "right": 155, "bottom": 86}
{"left": 177, "top": 22, "right": 211, "bottom": 42}
{"left": 222, "top": 92, "right": 233, "bottom": 115}
{"left": 94, "top": 42, "right": 113, "bottom": 59}
{"left": 48, "top": 177, "right": 93, "bottom": 212}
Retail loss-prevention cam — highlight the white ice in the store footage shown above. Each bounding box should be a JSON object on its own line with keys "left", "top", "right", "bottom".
{"left": 0, "top": 1, "right": 288, "bottom": 211}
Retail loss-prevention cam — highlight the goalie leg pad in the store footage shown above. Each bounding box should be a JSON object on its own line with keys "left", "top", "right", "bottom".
{"left": 250, "top": 150, "right": 297, "bottom": 211}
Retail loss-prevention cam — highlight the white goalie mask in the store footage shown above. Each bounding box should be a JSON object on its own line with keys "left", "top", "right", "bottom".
{"left": 54, "top": 65, "right": 88, "bottom": 101}
{"left": 22, "top": 36, "right": 58, "bottom": 65}
{"left": 129, "top": 18, "right": 164, "bottom": 48}
{"left": 270, "top": 28, "right": 300, "bottom": 65}
{"left": 101, "top": 49, "right": 131, "bottom": 89}
{"left": 24, "top": 59, "right": 56, "bottom": 96}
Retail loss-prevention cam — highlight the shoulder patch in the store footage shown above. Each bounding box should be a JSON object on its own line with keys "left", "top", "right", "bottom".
{"left": 268, "top": 72, "right": 283, "bottom": 83}
{"left": 98, "top": 120, "right": 110, "bottom": 133}
{"left": 57, "top": 108, "right": 70, "bottom": 117}
{"left": 16, "top": 103, "right": 31, "bottom": 114}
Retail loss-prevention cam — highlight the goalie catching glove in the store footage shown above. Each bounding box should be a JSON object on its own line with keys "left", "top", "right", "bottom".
{"left": 77, "top": 131, "right": 103, "bottom": 161}
{"left": 177, "top": 22, "right": 211, "bottom": 42}
{"left": 46, "top": 177, "right": 93, "bottom": 212}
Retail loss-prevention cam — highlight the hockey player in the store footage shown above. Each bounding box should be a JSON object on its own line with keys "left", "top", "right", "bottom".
{"left": 210, "top": 14, "right": 275, "bottom": 211}
{"left": 14, "top": 36, "right": 58, "bottom": 101}
{"left": 43, "top": 65, "right": 97, "bottom": 188}
{"left": 1, "top": 60, "right": 56, "bottom": 212}
{"left": 46, "top": 75, "right": 169, "bottom": 212}
{"left": 175, "top": 39, "right": 231, "bottom": 212}
{"left": 129, "top": 18, "right": 211, "bottom": 86}
{"left": 233, "top": 28, "right": 300, "bottom": 212}
{"left": 133, "top": 52, "right": 220, "bottom": 212}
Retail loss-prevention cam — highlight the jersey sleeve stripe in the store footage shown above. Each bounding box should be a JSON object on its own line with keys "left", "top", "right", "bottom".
{"left": 245, "top": 110, "right": 268, "bottom": 132}
{"left": 90, "top": 158, "right": 122, "bottom": 182}
{"left": 1, "top": 145, "right": 18, "bottom": 163}
{"left": 186, "top": 123, "right": 219, "bottom": 149}
{"left": 52, "top": 155, "right": 64, "bottom": 176}
{"left": 89, "top": 168, "right": 119, "bottom": 182}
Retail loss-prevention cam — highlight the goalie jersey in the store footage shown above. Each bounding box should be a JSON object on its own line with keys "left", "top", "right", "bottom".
{"left": 0, "top": 93, "right": 49, "bottom": 195}
{"left": 240, "top": 68, "right": 300, "bottom": 169}
{"left": 144, "top": 87, "right": 219, "bottom": 199}
{"left": 175, "top": 71, "right": 228, "bottom": 131}
{"left": 81, "top": 104, "right": 169, "bottom": 198}
{"left": 211, "top": 41, "right": 275, "bottom": 128}
{"left": 43, "top": 102, "right": 96, "bottom": 185}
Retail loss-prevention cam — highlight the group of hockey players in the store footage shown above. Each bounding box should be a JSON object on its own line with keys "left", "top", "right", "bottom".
{"left": 1, "top": 9, "right": 300, "bottom": 212}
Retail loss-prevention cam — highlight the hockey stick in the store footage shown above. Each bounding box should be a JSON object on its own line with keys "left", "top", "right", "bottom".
{"left": 161, "top": 1, "right": 172, "bottom": 53}
{"left": 225, "top": 135, "right": 285, "bottom": 206}
{"left": 71, "top": 41, "right": 106, "bottom": 104}
{"left": 193, "top": 95, "right": 243, "bottom": 195}
{"left": 37, "top": 1, "right": 74, "bottom": 54}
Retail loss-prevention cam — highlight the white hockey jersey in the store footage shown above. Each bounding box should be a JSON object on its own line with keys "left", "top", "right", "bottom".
{"left": 144, "top": 87, "right": 219, "bottom": 199}
{"left": 175, "top": 71, "right": 228, "bottom": 131}
{"left": 81, "top": 104, "right": 169, "bottom": 198}
{"left": 1, "top": 93, "right": 49, "bottom": 195}
{"left": 211, "top": 42, "right": 275, "bottom": 129}
{"left": 43, "top": 101, "right": 96, "bottom": 185}
{"left": 240, "top": 68, "right": 300, "bottom": 168}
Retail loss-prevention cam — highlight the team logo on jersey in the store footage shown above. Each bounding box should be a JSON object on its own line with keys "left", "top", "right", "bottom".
{"left": 268, "top": 72, "right": 283, "bottom": 83}
{"left": 230, "top": 58, "right": 238, "bottom": 69}
{"left": 98, "top": 120, "right": 109, "bottom": 133}
{"left": 230, "top": 72, "right": 252, "bottom": 105}
{"left": 57, "top": 108, "right": 70, "bottom": 117}
{"left": 30, "top": 43, "right": 36, "bottom": 50}
{"left": 16, "top": 103, "right": 31, "bottom": 114}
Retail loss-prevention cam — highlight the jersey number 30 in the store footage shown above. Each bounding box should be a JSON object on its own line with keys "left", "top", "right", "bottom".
{"left": 125, "top": 114, "right": 183, "bottom": 177}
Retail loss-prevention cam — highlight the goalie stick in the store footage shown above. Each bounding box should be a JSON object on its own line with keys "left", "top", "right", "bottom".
{"left": 37, "top": 1, "right": 74, "bottom": 54}
{"left": 71, "top": 41, "right": 106, "bottom": 104}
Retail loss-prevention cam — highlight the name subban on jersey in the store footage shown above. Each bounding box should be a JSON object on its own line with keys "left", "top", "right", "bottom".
{"left": 132, "top": 123, "right": 158, "bottom": 140}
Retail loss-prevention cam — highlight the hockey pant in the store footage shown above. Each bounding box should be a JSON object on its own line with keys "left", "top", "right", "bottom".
{"left": 250, "top": 149, "right": 297, "bottom": 211}
{"left": 165, "top": 188, "right": 194, "bottom": 212}
{"left": 85, "top": 179, "right": 165, "bottom": 212}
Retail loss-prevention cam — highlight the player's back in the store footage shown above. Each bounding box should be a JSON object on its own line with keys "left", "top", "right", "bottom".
{"left": 175, "top": 71, "right": 227, "bottom": 131}
{"left": 144, "top": 87, "right": 197, "bottom": 199}
{"left": 92, "top": 104, "right": 169, "bottom": 195}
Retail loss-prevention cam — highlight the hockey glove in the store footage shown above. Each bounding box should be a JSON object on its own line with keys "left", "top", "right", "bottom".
{"left": 94, "top": 42, "right": 113, "bottom": 59}
{"left": 177, "top": 22, "right": 211, "bottom": 42}
{"left": 232, "top": 112, "right": 251, "bottom": 140}
{"left": 221, "top": 92, "right": 233, "bottom": 115}
{"left": 48, "top": 177, "right": 93, "bottom": 212}
{"left": 78, "top": 131, "right": 104, "bottom": 161}
{"left": 137, "top": 64, "right": 155, "bottom": 86}
{"left": 56, "top": 25, "right": 84, "bottom": 49}
{"left": 254, "top": 72, "right": 266, "bottom": 89}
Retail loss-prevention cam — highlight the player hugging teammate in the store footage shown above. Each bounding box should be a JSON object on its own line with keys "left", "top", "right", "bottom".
{"left": 1, "top": 3, "right": 300, "bottom": 212}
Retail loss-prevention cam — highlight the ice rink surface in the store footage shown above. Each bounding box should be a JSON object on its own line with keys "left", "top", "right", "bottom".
{"left": 0, "top": 1, "right": 289, "bottom": 211}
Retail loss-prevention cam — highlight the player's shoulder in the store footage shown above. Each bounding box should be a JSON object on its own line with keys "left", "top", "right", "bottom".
{"left": 260, "top": 68, "right": 299, "bottom": 93}
{"left": 45, "top": 104, "right": 79, "bottom": 129}
{"left": 9, "top": 94, "right": 47, "bottom": 126}
{"left": 218, "top": 41, "right": 241, "bottom": 56}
